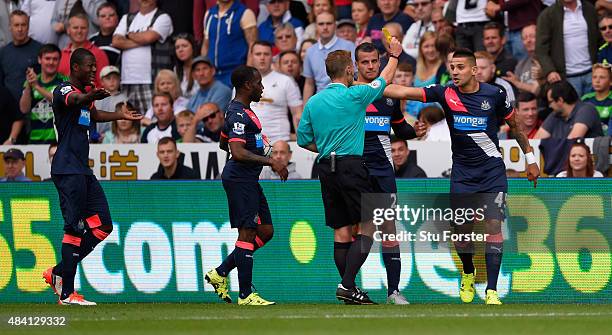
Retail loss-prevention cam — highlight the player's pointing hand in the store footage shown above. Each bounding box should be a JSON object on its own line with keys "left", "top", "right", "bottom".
{"left": 527, "top": 163, "right": 540, "bottom": 188}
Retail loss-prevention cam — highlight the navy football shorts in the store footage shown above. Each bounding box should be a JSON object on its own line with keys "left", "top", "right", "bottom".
{"left": 51, "top": 174, "right": 112, "bottom": 236}
{"left": 450, "top": 158, "right": 507, "bottom": 221}
{"left": 222, "top": 180, "right": 272, "bottom": 229}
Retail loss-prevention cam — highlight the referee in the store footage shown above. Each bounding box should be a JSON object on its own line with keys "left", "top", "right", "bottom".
{"left": 297, "top": 37, "right": 403, "bottom": 305}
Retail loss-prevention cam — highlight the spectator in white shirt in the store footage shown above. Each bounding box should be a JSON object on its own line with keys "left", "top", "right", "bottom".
{"left": 402, "top": 0, "right": 435, "bottom": 59}
{"left": 556, "top": 142, "right": 604, "bottom": 177}
{"left": 112, "top": 0, "right": 174, "bottom": 115}
{"left": 250, "top": 40, "right": 303, "bottom": 143}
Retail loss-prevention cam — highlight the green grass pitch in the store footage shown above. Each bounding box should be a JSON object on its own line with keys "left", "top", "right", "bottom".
{"left": 1, "top": 303, "right": 612, "bottom": 335}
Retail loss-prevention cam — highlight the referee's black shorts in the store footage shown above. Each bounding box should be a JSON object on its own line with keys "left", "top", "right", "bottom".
{"left": 317, "top": 155, "right": 374, "bottom": 229}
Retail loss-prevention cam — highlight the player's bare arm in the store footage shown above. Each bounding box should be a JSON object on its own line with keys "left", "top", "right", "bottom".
{"left": 229, "top": 141, "right": 289, "bottom": 181}
{"left": 382, "top": 84, "right": 426, "bottom": 102}
{"left": 92, "top": 104, "right": 144, "bottom": 122}
{"left": 506, "top": 112, "right": 540, "bottom": 187}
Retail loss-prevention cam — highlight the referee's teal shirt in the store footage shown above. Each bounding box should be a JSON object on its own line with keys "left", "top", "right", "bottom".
{"left": 297, "top": 77, "right": 387, "bottom": 160}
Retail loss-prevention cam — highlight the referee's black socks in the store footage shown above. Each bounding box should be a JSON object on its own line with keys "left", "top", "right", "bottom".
{"left": 341, "top": 235, "right": 374, "bottom": 289}
{"left": 333, "top": 242, "right": 352, "bottom": 277}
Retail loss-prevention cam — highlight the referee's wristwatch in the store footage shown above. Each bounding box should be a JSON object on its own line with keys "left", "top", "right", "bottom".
{"left": 389, "top": 53, "right": 400, "bottom": 60}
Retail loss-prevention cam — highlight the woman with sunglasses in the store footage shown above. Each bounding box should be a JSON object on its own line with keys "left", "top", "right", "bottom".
{"left": 173, "top": 33, "right": 200, "bottom": 99}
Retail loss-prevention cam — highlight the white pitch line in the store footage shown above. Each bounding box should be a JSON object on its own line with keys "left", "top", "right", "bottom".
{"left": 69, "top": 312, "right": 612, "bottom": 322}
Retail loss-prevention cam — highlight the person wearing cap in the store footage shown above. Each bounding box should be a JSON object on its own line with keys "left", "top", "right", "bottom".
{"left": 19, "top": 44, "right": 67, "bottom": 144}
{"left": 57, "top": 13, "right": 110, "bottom": 88}
{"left": 337, "top": 19, "right": 357, "bottom": 43}
{"left": 186, "top": 56, "right": 232, "bottom": 113}
{"left": 258, "top": 0, "right": 304, "bottom": 48}
{"left": 94, "top": 65, "right": 128, "bottom": 137}
{"left": 1, "top": 148, "right": 31, "bottom": 182}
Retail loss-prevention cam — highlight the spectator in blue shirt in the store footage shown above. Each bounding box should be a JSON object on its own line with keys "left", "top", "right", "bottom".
{"left": 302, "top": 11, "right": 355, "bottom": 104}
{"left": 201, "top": 0, "right": 258, "bottom": 87}
{"left": 258, "top": 0, "right": 304, "bottom": 48}
{"left": 1, "top": 148, "right": 31, "bottom": 182}
{"left": 366, "top": 0, "right": 414, "bottom": 54}
{"left": 187, "top": 56, "right": 232, "bottom": 112}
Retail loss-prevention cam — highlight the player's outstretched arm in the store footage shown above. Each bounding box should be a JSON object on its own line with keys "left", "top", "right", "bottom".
{"left": 92, "top": 104, "right": 143, "bottom": 122}
{"left": 382, "top": 84, "right": 426, "bottom": 102}
{"left": 66, "top": 88, "right": 110, "bottom": 107}
{"left": 506, "top": 112, "right": 540, "bottom": 188}
{"left": 229, "top": 141, "right": 289, "bottom": 181}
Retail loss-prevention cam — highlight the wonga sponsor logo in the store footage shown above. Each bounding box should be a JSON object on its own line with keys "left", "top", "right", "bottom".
{"left": 365, "top": 116, "right": 391, "bottom": 132}
{"left": 453, "top": 115, "right": 487, "bottom": 131}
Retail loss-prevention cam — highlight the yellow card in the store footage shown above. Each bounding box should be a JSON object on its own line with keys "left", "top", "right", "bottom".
{"left": 382, "top": 28, "right": 392, "bottom": 43}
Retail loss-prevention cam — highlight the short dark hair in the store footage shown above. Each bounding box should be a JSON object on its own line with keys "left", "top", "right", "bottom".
{"left": 279, "top": 50, "right": 300, "bottom": 63}
{"left": 548, "top": 80, "right": 579, "bottom": 105}
{"left": 484, "top": 21, "right": 505, "bottom": 38}
{"left": 152, "top": 92, "right": 174, "bottom": 106}
{"left": 390, "top": 136, "right": 407, "bottom": 148}
{"left": 355, "top": 42, "right": 379, "bottom": 61}
{"left": 353, "top": 0, "right": 375, "bottom": 11}
{"left": 452, "top": 48, "right": 476, "bottom": 65}
{"left": 158, "top": 136, "right": 177, "bottom": 148}
{"left": 97, "top": 2, "right": 117, "bottom": 16}
{"left": 398, "top": 62, "right": 413, "bottom": 74}
{"left": 231, "top": 65, "right": 259, "bottom": 89}
{"left": 38, "top": 43, "right": 61, "bottom": 58}
{"left": 251, "top": 40, "right": 273, "bottom": 52}
{"left": 9, "top": 9, "right": 28, "bottom": 22}
{"left": 70, "top": 48, "right": 95, "bottom": 69}
{"left": 517, "top": 91, "right": 536, "bottom": 104}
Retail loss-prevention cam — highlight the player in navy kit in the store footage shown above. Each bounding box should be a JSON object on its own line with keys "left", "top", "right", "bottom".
{"left": 354, "top": 42, "right": 424, "bottom": 304}
{"left": 42, "top": 48, "right": 142, "bottom": 305}
{"left": 383, "top": 49, "right": 540, "bottom": 305}
{"left": 205, "top": 65, "right": 288, "bottom": 306}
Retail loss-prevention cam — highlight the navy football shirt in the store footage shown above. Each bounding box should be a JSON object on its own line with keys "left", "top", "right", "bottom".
{"left": 422, "top": 83, "right": 513, "bottom": 166}
{"left": 221, "top": 100, "right": 266, "bottom": 182}
{"left": 51, "top": 82, "right": 95, "bottom": 175}
{"left": 363, "top": 96, "right": 405, "bottom": 175}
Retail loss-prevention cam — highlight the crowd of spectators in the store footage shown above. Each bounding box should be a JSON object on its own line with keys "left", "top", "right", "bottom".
{"left": 0, "top": 0, "right": 611, "bottom": 180}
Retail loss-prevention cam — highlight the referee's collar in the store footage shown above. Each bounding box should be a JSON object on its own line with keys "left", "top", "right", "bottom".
{"left": 328, "top": 83, "right": 347, "bottom": 88}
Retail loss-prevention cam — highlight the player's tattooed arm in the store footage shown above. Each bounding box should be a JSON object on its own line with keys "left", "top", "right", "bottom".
{"left": 506, "top": 112, "right": 540, "bottom": 187}
{"left": 506, "top": 112, "right": 532, "bottom": 154}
